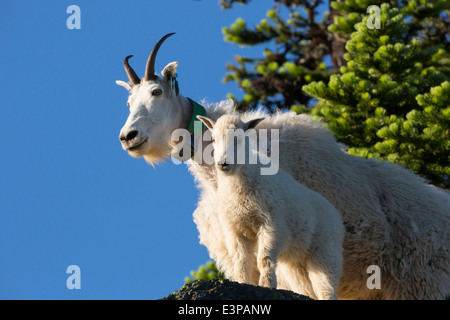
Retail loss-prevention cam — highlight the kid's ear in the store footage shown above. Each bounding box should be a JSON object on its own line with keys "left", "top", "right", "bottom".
{"left": 244, "top": 117, "right": 265, "bottom": 131}
{"left": 197, "top": 115, "right": 215, "bottom": 131}
{"left": 115, "top": 80, "right": 132, "bottom": 91}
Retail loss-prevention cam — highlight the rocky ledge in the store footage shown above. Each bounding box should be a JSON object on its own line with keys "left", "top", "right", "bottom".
{"left": 161, "top": 279, "right": 312, "bottom": 300}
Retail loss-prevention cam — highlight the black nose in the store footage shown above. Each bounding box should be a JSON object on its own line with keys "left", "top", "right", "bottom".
{"left": 120, "top": 130, "right": 138, "bottom": 142}
{"left": 218, "top": 163, "right": 230, "bottom": 171}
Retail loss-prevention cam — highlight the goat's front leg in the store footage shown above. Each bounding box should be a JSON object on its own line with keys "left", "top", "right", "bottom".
{"left": 232, "top": 235, "right": 258, "bottom": 284}
{"left": 222, "top": 228, "right": 257, "bottom": 285}
{"left": 305, "top": 243, "right": 342, "bottom": 300}
{"left": 218, "top": 207, "right": 259, "bottom": 285}
{"left": 257, "top": 225, "right": 280, "bottom": 288}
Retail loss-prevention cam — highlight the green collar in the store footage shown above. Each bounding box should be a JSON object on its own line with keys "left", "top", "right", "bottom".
{"left": 187, "top": 98, "right": 207, "bottom": 135}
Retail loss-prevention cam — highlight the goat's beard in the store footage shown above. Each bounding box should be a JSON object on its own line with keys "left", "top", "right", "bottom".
{"left": 142, "top": 141, "right": 174, "bottom": 168}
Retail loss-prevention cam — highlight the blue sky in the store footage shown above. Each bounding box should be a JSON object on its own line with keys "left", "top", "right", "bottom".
{"left": 0, "top": 0, "right": 286, "bottom": 299}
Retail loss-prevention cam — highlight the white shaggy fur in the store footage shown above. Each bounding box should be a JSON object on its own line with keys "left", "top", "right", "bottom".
{"left": 197, "top": 114, "right": 344, "bottom": 300}
{"left": 117, "top": 58, "right": 450, "bottom": 299}
{"left": 189, "top": 101, "right": 450, "bottom": 300}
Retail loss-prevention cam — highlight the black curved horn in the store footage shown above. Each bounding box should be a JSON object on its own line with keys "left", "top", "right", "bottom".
{"left": 143, "top": 33, "right": 175, "bottom": 82}
{"left": 123, "top": 55, "right": 140, "bottom": 87}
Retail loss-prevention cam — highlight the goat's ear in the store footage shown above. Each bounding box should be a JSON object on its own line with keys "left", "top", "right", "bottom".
{"left": 116, "top": 80, "right": 132, "bottom": 91}
{"left": 162, "top": 61, "right": 178, "bottom": 80}
{"left": 197, "top": 115, "right": 215, "bottom": 131}
{"left": 244, "top": 117, "right": 265, "bottom": 131}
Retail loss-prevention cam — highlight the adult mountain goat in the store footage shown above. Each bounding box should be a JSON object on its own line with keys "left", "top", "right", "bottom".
{"left": 116, "top": 33, "right": 450, "bottom": 299}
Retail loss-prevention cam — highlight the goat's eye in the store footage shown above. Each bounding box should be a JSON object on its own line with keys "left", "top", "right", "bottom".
{"left": 152, "top": 89, "right": 162, "bottom": 96}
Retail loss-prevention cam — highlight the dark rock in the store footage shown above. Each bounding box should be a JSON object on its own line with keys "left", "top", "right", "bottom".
{"left": 161, "top": 279, "right": 313, "bottom": 300}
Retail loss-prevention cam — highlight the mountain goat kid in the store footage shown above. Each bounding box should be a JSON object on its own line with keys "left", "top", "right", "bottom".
{"left": 197, "top": 114, "right": 345, "bottom": 300}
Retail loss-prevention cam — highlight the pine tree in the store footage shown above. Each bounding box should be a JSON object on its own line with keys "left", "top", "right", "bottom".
{"left": 410, "top": 81, "right": 450, "bottom": 185}
{"left": 187, "top": 0, "right": 450, "bottom": 282}
{"left": 221, "top": 1, "right": 450, "bottom": 113}
{"left": 329, "top": 0, "right": 450, "bottom": 52}
{"left": 303, "top": 4, "right": 450, "bottom": 187}
{"left": 222, "top": 0, "right": 332, "bottom": 112}
{"left": 184, "top": 261, "right": 224, "bottom": 283}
